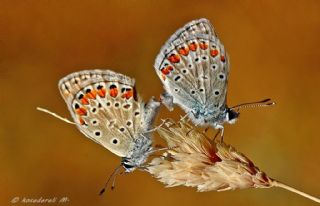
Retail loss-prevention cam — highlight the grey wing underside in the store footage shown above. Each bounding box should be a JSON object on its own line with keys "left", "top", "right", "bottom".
{"left": 58, "top": 69, "right": 159, "bottom": 157}
{"left": 154, "top": 19, "right": 230, "bottom": 114}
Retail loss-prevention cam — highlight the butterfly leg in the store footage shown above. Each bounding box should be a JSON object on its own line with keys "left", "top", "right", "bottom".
{"left": 220, "top": 127, "right": 225, "bottom": 142}
{"left": 213, "top": 129, "right": 221, "bottom": 141}
{"left": 160, "top": 92, "right": 174, "bottom": 111}
{"left": 213, "top": 125, "right": 224, "bottom": 142}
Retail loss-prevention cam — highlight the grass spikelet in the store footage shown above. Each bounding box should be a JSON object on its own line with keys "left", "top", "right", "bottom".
{"left": 147, "top": 119, "right": 320, "bottom": 203}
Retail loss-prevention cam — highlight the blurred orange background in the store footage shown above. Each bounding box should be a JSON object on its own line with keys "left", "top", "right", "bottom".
{"left": 1, "top": 0, "right": 319, "bottom": 205}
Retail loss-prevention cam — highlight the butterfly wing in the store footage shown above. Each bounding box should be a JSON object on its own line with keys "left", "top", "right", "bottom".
{"left": 154, "top": 19, "right": 230, "bottom": 119}
{"left": 58, "top": 69, "right": 145, "bottom": 157}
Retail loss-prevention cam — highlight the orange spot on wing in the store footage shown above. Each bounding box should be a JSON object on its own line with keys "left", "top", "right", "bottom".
{"left": 178, "top": 47, "right": 189, "bottom": 56}
{"left": 79, "top": 117, "right": 85, "bottom": 125}
{"left": 97, "top": 88, "right": 106, "bottom": 97}
{"left": 161, "top": 65, "right": 174, "bottom": 75}
{"left": 110, "top": 88, "right": 118, "bottom": 98}
{"left": 86, "top": 90, "right": 97, "bottom": 99}
{"left": 161, "top": 74, "right": 166, "bottom": 80}
{"left": 76, "top": 107, "right": 87, "bottom": 116}
{"left": 168, "top": 54, "right": 180, "bottom": 63}
{"left": 199, "top": 42, "right": 208, "bottom": 50}
{"left": 122, "top": 90, "right": 133, "bottom": 99}
{"left": 81, "top": 97, "right": 89, "bottom": 105}
{"left": 220, "top": 55, "right": 226, "bottom": 62}
{"left": 188, "top": 42, "right": 197, "bottom": 51}
{"left": 210, "top": 49, "right": 219, "bottom": 57}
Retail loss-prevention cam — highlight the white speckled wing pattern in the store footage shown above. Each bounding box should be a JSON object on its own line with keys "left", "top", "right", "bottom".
{"left": 154, "top": 18, "right": 230, "bottom": 124}
{"left": 58, "top": 69, "right": 150, "bottom": 158}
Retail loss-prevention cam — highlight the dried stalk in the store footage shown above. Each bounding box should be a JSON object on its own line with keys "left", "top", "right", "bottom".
{"left": 147, "top": 120, "right": 320, "bottom": 203}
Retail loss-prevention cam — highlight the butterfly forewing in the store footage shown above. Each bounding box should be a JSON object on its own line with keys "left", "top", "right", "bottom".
{"left": 58, "top": 70, "right": 144, "bottom": 157}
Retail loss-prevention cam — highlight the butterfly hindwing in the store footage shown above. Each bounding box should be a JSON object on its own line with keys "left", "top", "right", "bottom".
{"left": 58, "top": 69, "right": 145, "bottom": 157}
{"left": 154, "top": 19, "right": 230, "bottom": 120}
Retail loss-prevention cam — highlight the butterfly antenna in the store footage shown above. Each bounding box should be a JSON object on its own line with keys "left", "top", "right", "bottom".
{"left": 99, "top": 165, "right": 122, "bottom": 195}
{"left": 230, "top": 98, "right": 275, "bottom": 111}
{"left": 111, "top": 170, "right": 124, "bottom": 190}
{"left": 36, "top": 107, "right": 75, "bottom": 125}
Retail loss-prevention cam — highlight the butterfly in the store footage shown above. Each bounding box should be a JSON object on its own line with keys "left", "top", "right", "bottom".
{"left": 154, "top": 18, "right": 274, "bottom": 134}
{"left": 40, "top": 69, "right": 160, "bottom": 174}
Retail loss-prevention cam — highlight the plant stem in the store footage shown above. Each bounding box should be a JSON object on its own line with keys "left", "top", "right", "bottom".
{"left": 271, "top": 180, "right": 320, "bottom": 203}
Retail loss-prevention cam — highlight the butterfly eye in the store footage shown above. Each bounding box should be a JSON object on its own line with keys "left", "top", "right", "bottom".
{"left": 119, "top": 127, "right": 125, "bottom": 133}
{"left": 182, "top": 69, "right": 187, "bottom": 74}
{"left": 111, "top": 138, "right": 120, "bottom": 145}
{"left": 134, "top": 111, "right": 140, "bottom": 116}
{"left": 94, "top": 130, "right": 102, "bottom": 137}
{"left": 202, "top": 55, "right": 208, "bottom": 61}
{"left": 174, "top": 88, "right": 179, "bottom": 92}
{"left": 199, "top": 88, "right": 204, "bottom": 93}
{"left": 214, "top": 90, "right": 220, "bottom": 96}
{"left": 191, "top": 90, "right": 196, "bottom": 95}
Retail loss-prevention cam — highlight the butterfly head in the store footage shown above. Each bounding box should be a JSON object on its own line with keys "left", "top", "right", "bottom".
{"left": 121, "top": 158, "right": 136, "bottom": 173}
{"left": 121, "top": 134, "right": 153, "bottom": 173}
{"left": 225, "top": 108, "right": 240, "bottom": 124}
{"left": 226, "top": 98, "right": 275, "bottom": 125}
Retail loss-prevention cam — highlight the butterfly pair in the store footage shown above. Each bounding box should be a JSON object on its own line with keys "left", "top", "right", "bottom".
{"left": 39, "top": 18, "right": 273, "bottom": 192}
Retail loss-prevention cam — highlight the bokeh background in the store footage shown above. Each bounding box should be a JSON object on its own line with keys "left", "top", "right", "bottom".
{"left": 1, "top": 0, "right": 319, "bottom": 205}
